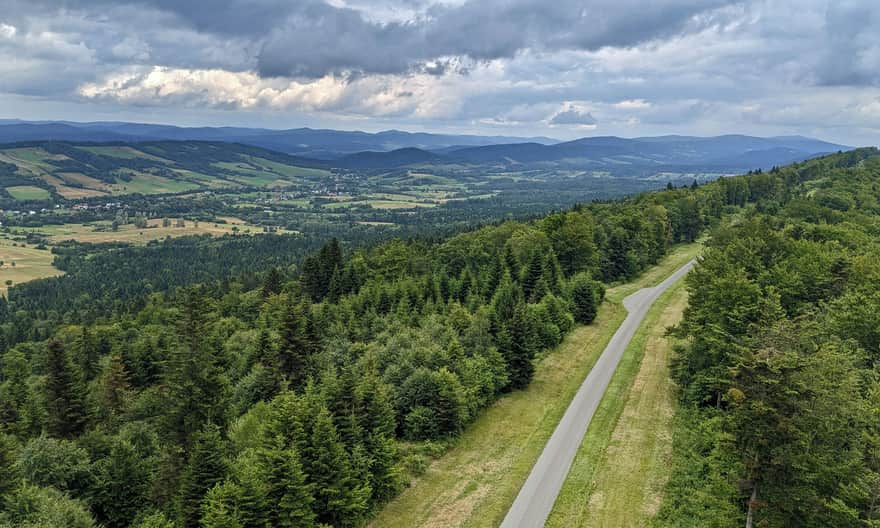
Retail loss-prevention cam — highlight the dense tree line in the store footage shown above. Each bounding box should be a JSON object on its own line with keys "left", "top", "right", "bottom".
{"left": 657, "top": 148, "right": 880, "bottom": 527}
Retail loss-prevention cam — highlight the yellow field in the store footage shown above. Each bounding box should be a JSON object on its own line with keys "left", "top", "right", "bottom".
{"left": 0, "top": 240, "right": 63, "bottom": 295}
{"left": 18, "top": 217, "right": 285, "bottom": 245}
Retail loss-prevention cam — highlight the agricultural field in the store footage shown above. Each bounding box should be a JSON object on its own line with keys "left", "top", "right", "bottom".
{"left": 0, "top": 238, "right": 63, "bottom": 295}
{"left": 5, "top": 185, "right": 51, "bottom": 200}
{"left": 0, "top": 142, "right": 332, "bottom": 201}
{"left": 10, "top": 217, "right": 288, "bottom": 245}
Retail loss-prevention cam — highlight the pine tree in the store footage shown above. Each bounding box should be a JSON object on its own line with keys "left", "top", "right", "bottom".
{"left": 45, "top": 339, "right": 88, "bottom": 438}
{"left": 178, "top": 425, "right": 227, "bottom": 528}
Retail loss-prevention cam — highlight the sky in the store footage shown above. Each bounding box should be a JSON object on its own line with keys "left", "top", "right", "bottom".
{"left": 0, "top": 0, "right": 878, "bottom": 145}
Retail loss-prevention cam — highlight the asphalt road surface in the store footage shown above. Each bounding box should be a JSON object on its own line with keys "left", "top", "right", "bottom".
{"left": 499, "top": 259, "right": 696, "bottom": 528}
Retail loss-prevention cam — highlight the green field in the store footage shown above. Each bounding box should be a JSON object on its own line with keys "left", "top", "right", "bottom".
{"left": 5, "top": 185, "right": 51, "bottom": 200}
{"left": 546, "top": 281, "right": 687, "bottom": 527}
{"left": 369, "top": 242, "right": 702, "bottom": 528}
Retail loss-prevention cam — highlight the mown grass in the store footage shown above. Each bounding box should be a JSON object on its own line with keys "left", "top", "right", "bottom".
{"left": 545, "top": 281, "right": 688, "bottom": 527}
{"left": 369, "top": 241, "right": 702, "bottom": 528}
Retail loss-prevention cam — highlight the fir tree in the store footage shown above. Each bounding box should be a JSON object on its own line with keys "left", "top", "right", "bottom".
{"left": 259, "top": 444, "right": 316, "bottom": 528}
{"left": 520, "top": 252, "right": 545, "bottom": 302}
{"left": 278, "top": 301, "right": 315, "bottom": 390}
{"left": 100, "top": 353, "right": 131, "bottom": 420}
{"left": 302, "top": 408, "right": 369, "bottom": 527}
{"left": 45, "top": 339, "right": 88, "bottom": 438}
{"left": 261, "top": 267, "right": 284, "bottom": 298}
{"left": 506, "top": 304, "right": 537, "bottom": 390}
{"left": 570, "top": 272, "right": 601, "bottom": 324}
{"left": 0, "top": 433, "right": 20, "bottom": 503}
{"left": 178, "top": 425, "right": 227, "bottom": 528}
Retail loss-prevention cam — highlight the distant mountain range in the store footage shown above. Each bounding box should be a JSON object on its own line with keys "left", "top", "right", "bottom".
{"left": 335, "top": 134, "right": 850, "bottom": 174}
{"left": 0, "top": 120, "right": 557, "bottom": 159}
{"left": 0, "top": 120, "right": 851, "bottom": 174}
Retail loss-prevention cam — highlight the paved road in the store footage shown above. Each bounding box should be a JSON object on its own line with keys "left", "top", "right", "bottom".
{"left": 499, "top": 260, "right": 695, "bottom": 528}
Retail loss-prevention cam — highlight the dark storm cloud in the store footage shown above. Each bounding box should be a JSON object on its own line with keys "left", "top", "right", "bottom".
{"left": 1, "top": 0, "right": 879, "bottom": 144}
{"left": 15, "top": 0, "right": 738, "bottom": 78}
{"left": 255, "top": 0, "right": 738, "bottom": 78}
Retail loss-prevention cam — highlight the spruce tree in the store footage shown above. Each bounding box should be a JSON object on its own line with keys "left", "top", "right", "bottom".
{"left": 503, "top": 243, "right": 519, "bottom": 278}
{"left": 506, "top": 304, "right": 536, "bottom": 390}
{"left": 278, "top": 301, "right": 314, "bottom": 390}
{"left": 259, "top": 444, "right": 316, "bottom": 528}
{"left": 100, "top": 353, "right": 131, "bottom": 420}
{"left": 520, "top": 252, "right": 545, "bottom": 302}
{"left": 570, "top": 272, "right": 600, "bottom": 324}
{"left": 91, "top": 439, "right": 151, "bottom": 528}
{"left": 302, "top": 408, "right": 368, "bottom": 527}
{"left": 0, "top": 433, "right": 20, "bottom": 503}
{"left": 177, "top": 425, "right": 227, "bottom": 528}
{"left": 45, "top": 339, "right": 88, "bottom": 438}
{"left": 261, "top": 267, "right": 284, "bottom": 298}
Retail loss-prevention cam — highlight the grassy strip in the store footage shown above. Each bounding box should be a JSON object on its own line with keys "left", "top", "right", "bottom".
{"left": 545, "top": 280, "right": 688, "bottom": 527}
{"left": 369, "top": 241, "right": 702, "bottom": 528}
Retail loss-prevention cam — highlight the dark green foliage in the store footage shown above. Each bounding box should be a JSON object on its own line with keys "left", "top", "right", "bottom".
{"left": 90, "top": 439, "right": 152, "bottom": 528}
{"left": 278, "top": 300, "right": 319, "bottom": 390}
{"left": 660, "top": 149, "right": 880, "bottom": 526}
{"left": 177, "top": 425, "right": 227, "bottom": 528}
{"left": 44, "top": 339, "right": 88, "bottom": 438}
{"left": 0, "top": 433, "right": 20, "bottom": 503}
{"left": 0, "top": 484, "right": 97, "bottom": 528}
{"left": 505, "top": 304, "right": 538, "bottom": 390}
{"left": 301, "top": 408, "right": 369, "bottom": 527}
{"left": 569, "top": 272, "right": 602, "bottom": 324}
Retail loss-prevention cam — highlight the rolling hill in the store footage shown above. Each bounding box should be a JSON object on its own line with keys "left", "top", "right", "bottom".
{"left": 0, "top": 141, "right": 332, "bottom": 200}
{"left": 0, "top": 120, "right": 557, "bottom": 159}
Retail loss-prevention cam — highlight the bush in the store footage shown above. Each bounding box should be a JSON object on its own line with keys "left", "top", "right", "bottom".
{"left": 569, "top": 272, "right": 603, "bottom": 324}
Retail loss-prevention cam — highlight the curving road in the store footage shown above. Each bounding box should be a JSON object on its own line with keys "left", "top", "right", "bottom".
{"left": 499, "top": 260, "right": 695, "bottom": 528}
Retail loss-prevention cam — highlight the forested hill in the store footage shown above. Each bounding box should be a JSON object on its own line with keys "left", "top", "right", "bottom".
{"left": 0, "top": 148, "right": 876, "bottom": 527}
{"left": 658, "top": 147, "right": 880, "bottom": 526}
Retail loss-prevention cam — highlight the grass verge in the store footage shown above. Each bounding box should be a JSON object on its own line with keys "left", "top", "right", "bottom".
{"left": 545, "top": 279, "right": 688, "bottom": 527}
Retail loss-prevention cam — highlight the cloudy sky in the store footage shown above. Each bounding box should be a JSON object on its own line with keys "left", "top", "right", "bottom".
{"left": 0, "top": 0, "right": 878, "bottom": 144}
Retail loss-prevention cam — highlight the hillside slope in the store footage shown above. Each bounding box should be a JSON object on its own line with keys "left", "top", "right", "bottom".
{"left": 0, "top": 141, "right": 331, "bottom": 200}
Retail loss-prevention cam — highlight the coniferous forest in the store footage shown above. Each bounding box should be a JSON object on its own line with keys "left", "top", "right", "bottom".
{"left": 2, "top": 147, "right": 880, "bottom": 527}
